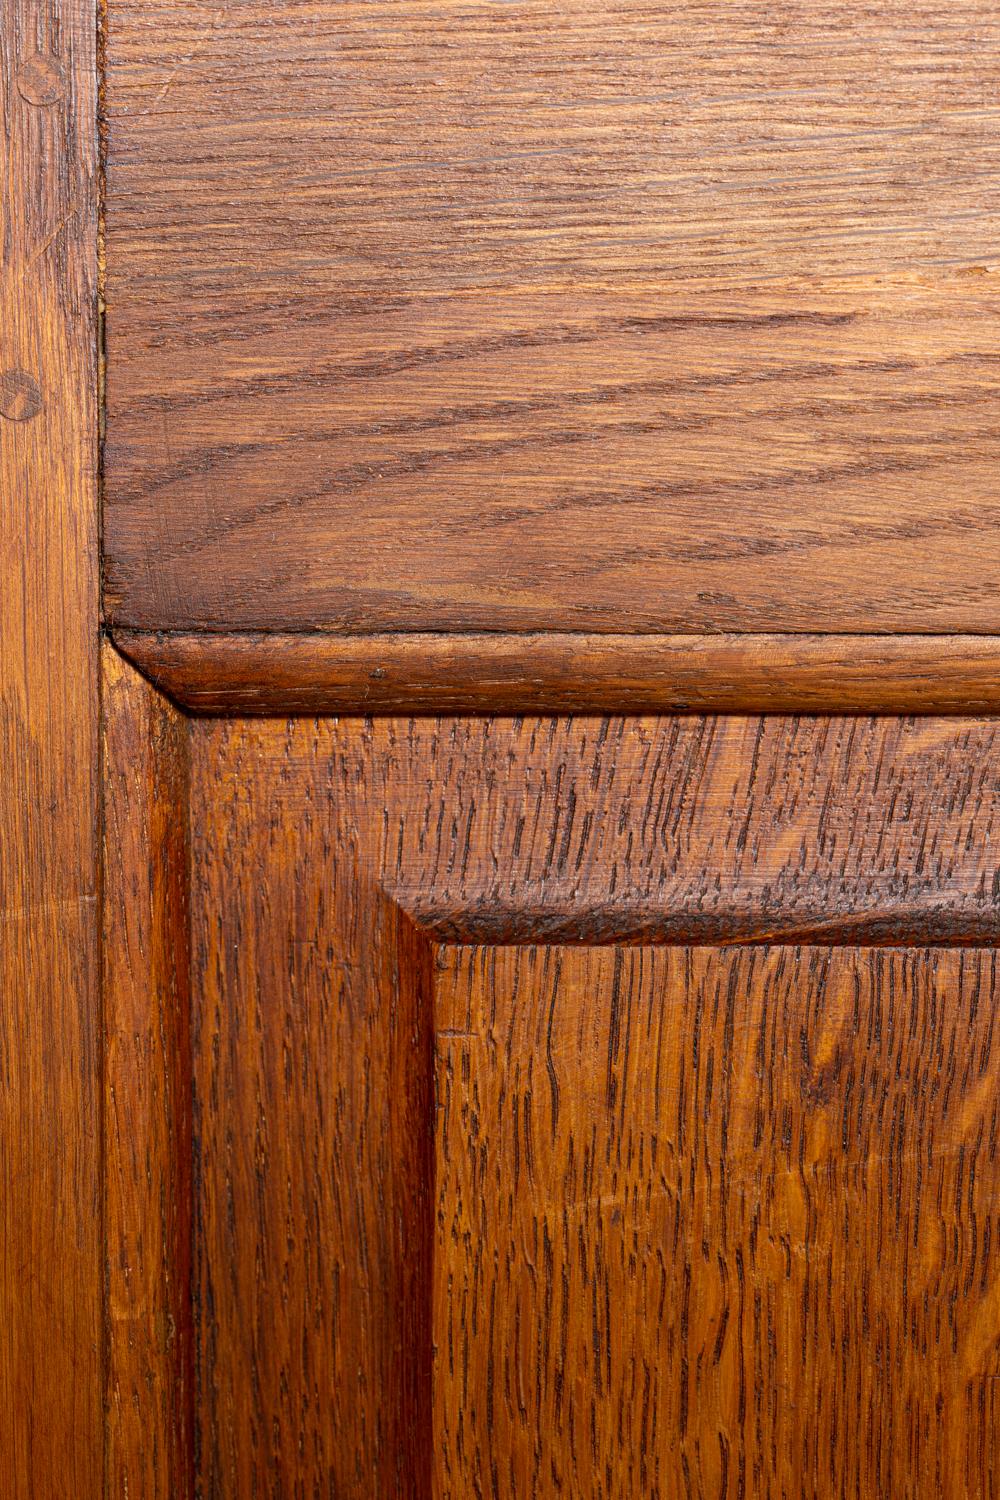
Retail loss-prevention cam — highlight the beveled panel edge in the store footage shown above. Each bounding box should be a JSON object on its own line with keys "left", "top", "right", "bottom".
{"left": 102, "top": 644, "right": 195, "bottom": 1500}
{"left": 113, "top": 629, "right": 1000, "bottom": 717}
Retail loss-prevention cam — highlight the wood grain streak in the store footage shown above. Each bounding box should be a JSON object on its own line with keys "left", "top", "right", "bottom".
{"left": 184, "top": 713, "right": 1000, "bottom": 1496}
{"left": 103, "top": 645, "right": 194, "bottom": 1500}
{"left": 115, "top": 629, "right": 1000, "bottom": 717}
{"left": 104, "top": 0, "right": 1000, "bottom": 635}
{"left": 0, "top": 0, "right": 101, "bottom": 1490}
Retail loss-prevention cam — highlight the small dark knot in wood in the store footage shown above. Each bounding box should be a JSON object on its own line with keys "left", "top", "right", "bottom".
{"left": 16, "top": 54, "right": 65, "bottom": 107}
{"left": 0, "top": 370, "right": 44, "bottom": 422}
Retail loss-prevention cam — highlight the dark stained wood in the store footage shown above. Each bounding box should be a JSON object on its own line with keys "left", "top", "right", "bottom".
{"left": 189, "top": 722, "right": 435, "bottom": 1499}
{"left": 103, "top": 644, "right": 194, "bottom": 1500}
{"left": 103, "top": 0, "right": 1000, "bottom": 637}
{"left": 175, "top": 712, "right": 1000, "bottom": 1496}
{"left": 0, "top": 0, "right": 102, "bottom": 1490}
{"left": 116, "top": 628, "right": 1000, "bottom": 717}
{"left": 435, "top": 943, "right": 1000, "bottom": 1498}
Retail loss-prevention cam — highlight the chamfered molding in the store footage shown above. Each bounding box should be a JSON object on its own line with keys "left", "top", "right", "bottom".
{"left": 114, "top": 629, "right": 1000, "bottom": 717}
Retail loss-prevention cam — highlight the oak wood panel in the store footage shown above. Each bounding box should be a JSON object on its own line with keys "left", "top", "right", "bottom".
{"left": 189, "top": 725, "right": 435, "bottom": 1498}
{"left": 0, "top": 0, "right": 101, "bottom": 1491}
{"left": 103, "top": 1, "right": 1000, "bottom": 636}
{"left": 178, "top": 711, "right": 1000, "bottom": 1497}
{"left": 103, "top": 646, "right": 194, "bottom": 1500}
{"left": 117, "top": 629, "right": 1000, "bottom": 717}
{"left": 435, "top": 943, "right": 1000, "bottom": 1499}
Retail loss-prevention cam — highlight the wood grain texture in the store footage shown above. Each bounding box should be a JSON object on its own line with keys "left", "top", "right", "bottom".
{"left": 435, "top": 943, "right": 1000, "bottom": 1499}
{"left": 104, "top": 0, "right": 1000, "bottom": 636}
{"left": 182, "top": 712, "right": 1000, "bottom": 1496}
{"left": 116, "top": 629, "right": 1000, "bottom": 716}
{"left": 103, "top": 645, "right": 194, "bottom": 1500}
{"left": 189, "top": 723, "right": 435, "bottom": 1499}
{"left": 0, "top": 0, "right": 101, "bottom": 1491}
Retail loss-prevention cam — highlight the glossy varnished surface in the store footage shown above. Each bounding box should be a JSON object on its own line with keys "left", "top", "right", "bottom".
{"left": 167, "top": 712, "right": 1000, "bottom": 1497}
{"left": 0, "top": 0, "right": 101, "bottom": 1491}
{"left": 104, "top": 1, "right": 1000, "bottom": 636}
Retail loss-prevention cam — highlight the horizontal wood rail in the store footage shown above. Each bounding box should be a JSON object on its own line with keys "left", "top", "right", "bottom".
{"left": 114, "top": 630, "right": 1000, "bottom": 717}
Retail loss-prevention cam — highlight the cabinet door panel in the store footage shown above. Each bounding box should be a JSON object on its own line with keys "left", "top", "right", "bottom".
{"left": 100, "top": 692, "right": 1000, "bottom": 1498}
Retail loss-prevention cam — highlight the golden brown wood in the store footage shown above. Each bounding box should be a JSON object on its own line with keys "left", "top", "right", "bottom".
{"left": 435, "top": 943, "right": 1000, "bottom": 1498}
{"left": 0, "top": 0, "right": 101, "bottom": 1490}
{"left": 95, "top": 9, "right": 1000, "bottom": 1495}
{"left": 171, "top": 712, "right": 1000, "bottom": 1496}
{"left": 116, "top": 628, "right": 1000, "bottom": 716}
{"left": 103, "top": 645, "right": 194, "bottom": 1500}
{"left": 103, "top": 0, "right": 1000, "bottom": 637}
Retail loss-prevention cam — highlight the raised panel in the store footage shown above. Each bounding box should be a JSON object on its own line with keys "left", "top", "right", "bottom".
{"left": 104, "top": 679, "right": 1000, "bottom": 1497}
{"left": 103, "top": 0, "right": 1000, "bottom": 638}
{"left": 435, "top": 944, "right": 1000, "bottom": 1498}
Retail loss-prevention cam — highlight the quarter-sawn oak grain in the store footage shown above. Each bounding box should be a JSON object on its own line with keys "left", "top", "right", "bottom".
{"left": 0, "top": 0, "right": 102, "bottom": 1492}
{"left": 166, "top": 711, "right": 1000, "bottom": 1497}
{"left": 103, "top": 0, "right": 1000, "bottom": 638}
{"left": 435, "top": 943, "right": 1000, "bottom": 1498}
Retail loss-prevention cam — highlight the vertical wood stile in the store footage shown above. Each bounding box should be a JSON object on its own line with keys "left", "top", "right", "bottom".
{"left": 0, "top": 0, "right": 101, "bottom": 1491}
